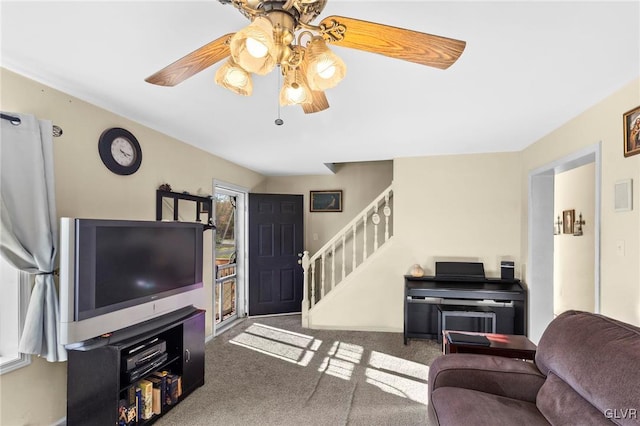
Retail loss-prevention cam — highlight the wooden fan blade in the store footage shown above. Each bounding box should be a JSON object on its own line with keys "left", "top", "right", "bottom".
{"left": 302, "top": 90, "right": 330, "bottom": 114}
{"left": 145, "top": 33, "right": 234, "bottom": 87}
{"left": 319, "top": 16, "right": 465, "bottom": 70}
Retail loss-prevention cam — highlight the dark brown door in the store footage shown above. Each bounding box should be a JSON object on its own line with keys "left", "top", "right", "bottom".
{"left": 248, "top": 194, "right": 304, "bottom": 316}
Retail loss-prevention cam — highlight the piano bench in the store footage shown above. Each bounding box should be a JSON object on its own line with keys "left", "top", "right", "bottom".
{"left": 437, "top": 305, "right": 496, "bottom": 343}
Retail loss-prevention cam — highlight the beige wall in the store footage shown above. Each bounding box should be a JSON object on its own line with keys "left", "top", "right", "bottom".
{"left": 256, "top": 161, "right": 393, "bottom": 254}
{"left": 521, "top": 78, "right": 640, "bottom": 326}
{"left": 0, "top": 68, "right": 264, "bottom": 425}
{"left": 554, "top": 163, "right": 596, "bottom": 315}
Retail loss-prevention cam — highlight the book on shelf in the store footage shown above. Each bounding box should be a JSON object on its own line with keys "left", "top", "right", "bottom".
{"left": 147, "top": 376, "right": 163, "bottom": 415}
{"left": 138, "top": 379, "right": 154, "bottom": 420}
{"left": 150, "top": 371, "right": 168, "bottom": 408}
{"left": 126, "top": 387, "right": 138, "bottom": 424}
{"left": 166, "top": 373, "right": 180, "bottom": 405}
{"left": 135, "top": 387, "right": 142, "bottom": 422}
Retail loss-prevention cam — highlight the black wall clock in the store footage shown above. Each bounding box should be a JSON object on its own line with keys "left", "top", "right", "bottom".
{"left": 98, "top": 127, "right": 142, "bottom": 175}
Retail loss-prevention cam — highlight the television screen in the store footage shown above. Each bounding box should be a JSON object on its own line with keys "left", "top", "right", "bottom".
{"left": 75, "top": 220, "right": 202, "bottom": 321}
{"left": 94, "top": 227, "right": 196, "bottom": 308}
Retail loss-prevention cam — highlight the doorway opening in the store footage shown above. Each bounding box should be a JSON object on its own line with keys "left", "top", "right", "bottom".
{"left": 527, "top": 143, "right": 601, "bottom": 343}
{"left": 213, "top": 182, "right": 248, "bottom": 336}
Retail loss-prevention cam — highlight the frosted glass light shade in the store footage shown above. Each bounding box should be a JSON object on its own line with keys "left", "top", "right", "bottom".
{"left": 230, "top": 17, "right": 277, "bottom": 75}
{"left": 305, "top": 36, "right": 346, "bottom": 91}
{"left": 279, "top": 67, "right": 312, "bottom": 106}
{"left": 215, "top": 58, "right": 253, "bottom": 96}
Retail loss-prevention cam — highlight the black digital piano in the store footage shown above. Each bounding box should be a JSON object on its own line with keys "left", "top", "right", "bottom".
{"left": 403, "top": 261, "right": 527, "bottom": 344}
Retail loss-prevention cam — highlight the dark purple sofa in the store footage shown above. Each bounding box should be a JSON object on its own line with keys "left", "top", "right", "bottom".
{"left": 428, "top": 310, "right": 640, "bottom": 425}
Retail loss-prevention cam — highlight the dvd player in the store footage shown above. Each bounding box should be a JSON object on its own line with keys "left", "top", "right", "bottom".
{"left": 125, "top": 352, "right": 169, "bottom": 383}
{"left": 123, "top": 337, "right": 167, "bottom": 372}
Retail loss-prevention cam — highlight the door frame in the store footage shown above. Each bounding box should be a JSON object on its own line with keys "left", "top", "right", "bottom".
{"left": 527, "top": 142, "right": 601, "bottom": 343}
{"left": 212, "top": 180, "right": 249, "bottom": 338}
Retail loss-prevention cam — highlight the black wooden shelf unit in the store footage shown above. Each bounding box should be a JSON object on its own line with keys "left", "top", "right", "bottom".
{"left": 66, "top": 308, "right": 205, "bottom": 425}
{"left": 156, "top": 189, "right": 214, "bottom": 230}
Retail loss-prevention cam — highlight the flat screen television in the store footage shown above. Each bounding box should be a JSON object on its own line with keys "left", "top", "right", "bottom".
{"left": 59, "top": 218, "right": 204, "bottom": 346}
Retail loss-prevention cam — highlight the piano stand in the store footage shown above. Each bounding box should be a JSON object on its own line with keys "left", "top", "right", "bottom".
{"left": 437, "top": 305, "right": 497, "bottom": 343}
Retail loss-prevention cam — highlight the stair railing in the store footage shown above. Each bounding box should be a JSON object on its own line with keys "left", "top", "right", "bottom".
{"left": 300, "top": 185, "right": 394, "bottom": 325}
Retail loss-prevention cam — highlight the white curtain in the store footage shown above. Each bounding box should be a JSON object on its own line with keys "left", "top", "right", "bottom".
{"left": 0, "top": 112, "right": 66, "bottom": 362}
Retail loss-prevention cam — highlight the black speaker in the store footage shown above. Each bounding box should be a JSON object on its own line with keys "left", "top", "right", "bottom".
{"left": 501, "top": 261, "right": 515, "bottom": 280}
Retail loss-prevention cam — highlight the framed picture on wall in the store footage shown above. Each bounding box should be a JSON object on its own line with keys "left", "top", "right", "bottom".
{"left": 310, "top": 190, "right": 342, "bottom": 212}
{"left": 562, "top": 209, "right": 575, "bottom": 234}
{"left": 623, "top": 105, "right": 640, "bottom": 157}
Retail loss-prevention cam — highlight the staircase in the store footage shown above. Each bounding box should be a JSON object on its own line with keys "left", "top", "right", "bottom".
{"left": 300, "top": 185, "right": 394, "bottom": 327}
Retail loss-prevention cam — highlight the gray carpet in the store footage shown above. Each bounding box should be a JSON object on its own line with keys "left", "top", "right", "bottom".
{"left": 156, "top": 315, "right": 442, "bottom": 426}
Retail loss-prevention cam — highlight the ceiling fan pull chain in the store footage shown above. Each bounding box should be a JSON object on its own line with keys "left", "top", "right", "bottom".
{"left": 275, "top": 66, "right": 284, "bottom": 126}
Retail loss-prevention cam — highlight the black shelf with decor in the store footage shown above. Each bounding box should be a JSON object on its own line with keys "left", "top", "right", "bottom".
{"left": 156, "top": 189, "right": 214, "bottom": 231}
{"left": 66, "top": 307, "right": 205, "bottom": 426}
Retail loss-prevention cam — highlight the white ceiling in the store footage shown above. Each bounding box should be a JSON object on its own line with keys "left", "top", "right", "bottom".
{"left": 2, "top": 1, "right": 639, "bottom": 175}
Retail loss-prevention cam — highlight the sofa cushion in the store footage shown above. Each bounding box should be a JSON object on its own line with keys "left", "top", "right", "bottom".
{"left": 535, "top": 310, "right": 640, "bottom": 422}
{"left": 429, "top": 353, "right": 546, "bottom": 403}
{"left": 430, "top": 387, "right": 549, "bottom": 426}
{"left": 536, "top": 372, "right": 609, "bottom": 425}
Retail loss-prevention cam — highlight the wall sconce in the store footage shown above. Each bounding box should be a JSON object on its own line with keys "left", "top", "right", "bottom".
{"left": 554, "top": 215, "right": 563, "bottom": 235}
{"left": 573, "top": 212, "right": 586, "bottom": 236}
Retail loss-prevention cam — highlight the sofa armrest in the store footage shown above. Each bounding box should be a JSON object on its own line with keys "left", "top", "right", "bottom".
{"left": 429, "top": 354, "right": 546, "bottom": 403}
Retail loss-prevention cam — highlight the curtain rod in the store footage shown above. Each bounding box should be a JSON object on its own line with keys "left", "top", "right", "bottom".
{"left": 1, "top": 113, "right": 63, "bottom": 137}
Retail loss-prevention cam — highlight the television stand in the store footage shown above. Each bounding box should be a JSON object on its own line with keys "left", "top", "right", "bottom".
{"left": 66, "top": 308, "right": 205, "bottom": 425}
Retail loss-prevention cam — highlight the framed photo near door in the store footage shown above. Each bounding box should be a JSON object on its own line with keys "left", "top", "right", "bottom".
{"left": 562, "top": 209, "right": 575, "bottom": 234}
{"left": 310, "top": 190, "right": 342, "bottom": 212}
{"left": 623, "top": 105, "right": 640, "bottom": 157}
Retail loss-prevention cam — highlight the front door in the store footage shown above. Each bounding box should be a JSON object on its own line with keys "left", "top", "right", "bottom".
{"left": 248, "top": 194, "right": 304, "bottom": 316}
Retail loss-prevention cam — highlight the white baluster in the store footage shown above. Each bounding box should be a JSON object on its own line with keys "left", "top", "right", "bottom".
{"left": 362, "top": 213, "right": 368, "bottom": 262}
{"left": 384, "top": 191, "right": 391, "bottom": 242}
{"left": 341, "top": 233, "right": 346, "bottom": 280}
{"left": 352, "top": 223, "right": 357, "bottom": 272}
{"left": 372, "top": 204, "right": 380, "bottom": 252}
{"left": 310, "top": 262, "right": 316, "bottom": 307}
{"left": 321, "top": 252, "right": 326, "bottom": 298}
{"left": 301, "top": 251, "right": 310, "bottom": 326}
{"left": 331, "top": 243, "right": 336, "bottom": 291}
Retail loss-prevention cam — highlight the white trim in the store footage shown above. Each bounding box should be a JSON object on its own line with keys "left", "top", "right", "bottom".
{"left": 527, "top": 142, "right": 602, "bottom": 343}
{"left": 248, "top": 312, "right": 302, "bottom": 319}
{"left": 0, "top": 270, "right": 32, "bottom": 375}
{"left": 212, "top": 181, "right": 248, "bottom": 338}
{"left": 213, "top": 179, "right": 249, "bottom": 194}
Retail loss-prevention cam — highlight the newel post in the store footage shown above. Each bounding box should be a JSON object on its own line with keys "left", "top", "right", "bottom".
{"left": 300, "top": 250, "right": 310, "bottom": 327}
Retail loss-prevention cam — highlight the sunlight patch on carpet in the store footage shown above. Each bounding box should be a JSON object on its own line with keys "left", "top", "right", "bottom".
{"left": 245, "top": 323, "right": 317, "bottom": 348}
{"left": 318, "top": 356, "right": 356, "bottom": 381}
{"left": 368, "top": 351, "right": 429, "bottom": 381}
{"left": 365, "top": 368, "right": 429, "bottom": 405}
{"left": 229, "top": 323, "right": 321, "bottom": 366}
{"left": 328, "top": 341, "right": 363, "bottom": 364}
{"left": 229, "top": 324, "right": 430, "bottom": 404}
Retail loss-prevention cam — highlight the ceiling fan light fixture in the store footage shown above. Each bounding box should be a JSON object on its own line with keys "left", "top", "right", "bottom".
{"left": 279, "top": 67, "right": 312, "bottom": 106}
{"left": 215, "top": 58, "right": 253, "bottom": 96}
{"left": 305, "top": 36, "right": 346, "bottom": 91}
{"left": 230, "top": 17, "right": 277, "bottom": 75}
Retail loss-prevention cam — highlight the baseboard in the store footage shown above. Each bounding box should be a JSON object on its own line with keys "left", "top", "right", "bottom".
{"left": 307, "top": 323, "right": 402, "bottom": 333}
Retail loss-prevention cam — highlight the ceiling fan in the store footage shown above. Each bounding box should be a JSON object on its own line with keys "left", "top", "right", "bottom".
{"left": 145, "top": 0, "right": 466, "bottom": 114}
